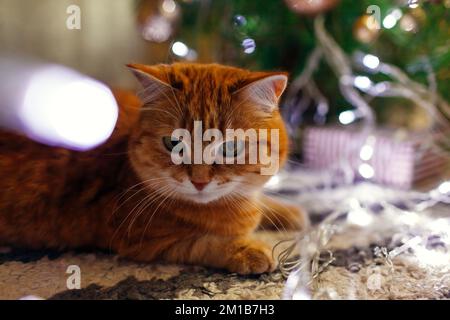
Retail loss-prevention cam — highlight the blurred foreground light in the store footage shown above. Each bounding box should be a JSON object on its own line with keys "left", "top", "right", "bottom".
{"left": 0, "top": 57, "right": 118, "bottom": 151}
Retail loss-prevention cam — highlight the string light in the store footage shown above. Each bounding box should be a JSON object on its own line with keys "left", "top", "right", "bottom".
{"left": 281, "top": 181, "right": 450, "bottom": 299}
{"left": 362, "top": 54, "right": 380, "bottom": 70}
{"left": 338, "top": 109, "right": 363, "bottom": 125}
{"left": 358, "top": 163, "right": 375, "bottom": 179}
{"left": 338, "top": 110, "right": 356, "bottom": 125}
{"left": 382, "top": 9, "right": 402, "bottom": 29}
{"left": 359, "top": 144, "right": 374, "bottom": 161}
{"left": 408, "top": 0, "right": 419, "bottom": 9}
{"left": 171, "top": 41, "right": 189, "bottom": 57}
{"left": 438, "top": 181, "right": 450, "bottom": 194}
{"left": 353, "top": 75, "right": 372, "bottom": 90}
{"left": 278, "top": 14, "right": 450, "bottom": 300}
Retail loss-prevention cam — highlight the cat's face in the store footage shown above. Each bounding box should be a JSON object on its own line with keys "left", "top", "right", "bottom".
{"left": 127, "top": 63, "right": 288, "bottom": 205}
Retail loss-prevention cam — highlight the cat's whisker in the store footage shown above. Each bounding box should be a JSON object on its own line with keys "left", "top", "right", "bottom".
{"left": 138, "top": 186, "right": 177, "bottom": 248}
{"left": 141, "top": 104, "right": 180, "bottom": 124}
{"left": 225, "top": 194, "right": 267, "bottom": 233}
{"left": 110, "top": 179, "right": 170, "bottom": 246}
{"left": 233, "top": 188, "right": 288, "bottom": 234}
{"left": 126, "top": 184, "right": 173, "bottom": 236}
{"left": 110, "top": 186, "right": 159, "bottom": 247}
{"left": 110, "top": 177, "right": 169, "bottom": 219}
{"left": 251, "top": 197, "right": 290, "bottom": 234}
{"left": 117, "top": 177, "right": 168, "bottom": 201}
{"left": 124, "top": 187, "right": 166, "bottom": 235}
{"left": 229, "top": 192, "right": 273, "bottom": 233}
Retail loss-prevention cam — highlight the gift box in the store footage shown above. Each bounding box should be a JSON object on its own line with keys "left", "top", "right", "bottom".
{"left": 302, "top": 126, "right": 449, "bottom": 189}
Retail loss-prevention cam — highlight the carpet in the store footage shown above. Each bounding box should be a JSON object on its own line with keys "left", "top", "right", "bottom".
{"left": 1, "top": 181, "right": 449, "bottom": 300}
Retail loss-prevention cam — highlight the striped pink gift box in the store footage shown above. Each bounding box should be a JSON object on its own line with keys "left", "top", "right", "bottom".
{"left": 303, "top": 126, "right": 449, "bottom": 189}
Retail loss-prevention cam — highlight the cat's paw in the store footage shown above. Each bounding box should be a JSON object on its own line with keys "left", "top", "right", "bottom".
{"left": 226, "top": 241, "right": 275, "bottom": 275}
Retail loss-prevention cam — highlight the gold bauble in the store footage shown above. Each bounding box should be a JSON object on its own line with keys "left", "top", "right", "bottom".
{"left": 353, "top": 15, "right": 380, "bottom": 43}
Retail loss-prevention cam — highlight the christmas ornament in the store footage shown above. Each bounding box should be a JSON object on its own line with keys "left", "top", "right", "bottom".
{"left": 136, "top": 0, "right": 179, "bottom": 43}
{"left": 303, "top": 126, "right": 448, "bottom": 189}
{"left": 284, "top": 0, "right": 340, "bottom": 16}
{"left": 409, "top": 6, "right": 427, "bottom": 25}
{"left": 353, "top": 14, "right": 380, "bottom": 43}
{"left": 400, "top": 13, "right": 419, "bottom": 33}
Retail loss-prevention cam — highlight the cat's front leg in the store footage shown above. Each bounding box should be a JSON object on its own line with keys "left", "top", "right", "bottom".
{"left": 164, "top": 235, "right": 276, "bottom": 275}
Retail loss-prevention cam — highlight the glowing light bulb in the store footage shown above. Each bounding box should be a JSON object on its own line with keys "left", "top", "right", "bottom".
{"left": 354, "top": 76, "right": 372, "bottom": 90}
{"left": 358, "top": 163, "right": 375, "bottom": 179}
{"left": 172, "top": 41, "right": 189, "bottom": 57}
{"left": 359, "top": 145, "right": 374, "bottom": 161}
{"left": 362, "top": 54, "right": 380, "bottom": 70}
{"left": 339, "top": 110, "right": 357, "bottom": 125}
{"left": 383, "top": 9, "right": 402, "bottom": 29}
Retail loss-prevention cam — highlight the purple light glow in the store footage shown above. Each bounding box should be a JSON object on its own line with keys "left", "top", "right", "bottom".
{"left": 19, "top": 65, "right": 118, "bottom": 150}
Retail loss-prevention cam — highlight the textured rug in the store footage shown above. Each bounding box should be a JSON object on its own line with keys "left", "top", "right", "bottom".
{"left": 1, "top": 229, "right": 448, "bottom": 300}
{"left": 1, "top": 182, "right": 449, "bottom": 300}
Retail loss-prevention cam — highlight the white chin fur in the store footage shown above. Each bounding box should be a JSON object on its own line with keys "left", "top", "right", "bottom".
{"left": 175, "top": 178, "right": 243, "bottom": 204}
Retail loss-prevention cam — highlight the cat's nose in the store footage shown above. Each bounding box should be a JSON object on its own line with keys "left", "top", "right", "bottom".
{"left": 191, "top": 180, "right": 209, "bottom": 191}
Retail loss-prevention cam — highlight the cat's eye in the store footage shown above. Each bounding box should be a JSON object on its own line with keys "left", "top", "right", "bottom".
{"left": 162, "top": 136, "right": 182, "bottom": 152}
{"left": 218, "top": 140, "right": 245, "bottom": 158}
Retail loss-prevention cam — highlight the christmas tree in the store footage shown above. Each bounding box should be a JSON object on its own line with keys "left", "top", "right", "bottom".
{"left": 140, "top": 0, "right": 449, "bottom": 132}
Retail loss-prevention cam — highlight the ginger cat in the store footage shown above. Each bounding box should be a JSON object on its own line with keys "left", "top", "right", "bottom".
{"left": 0, "top": 63, "right": 306, "bottom": 274}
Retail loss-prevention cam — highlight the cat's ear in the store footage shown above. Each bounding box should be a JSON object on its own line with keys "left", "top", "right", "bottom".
{"left": 233, "top": 73, "right": 288, "bottom": 112}
{"left": 127, "top": 63, "right": 176, "bottom": 103}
